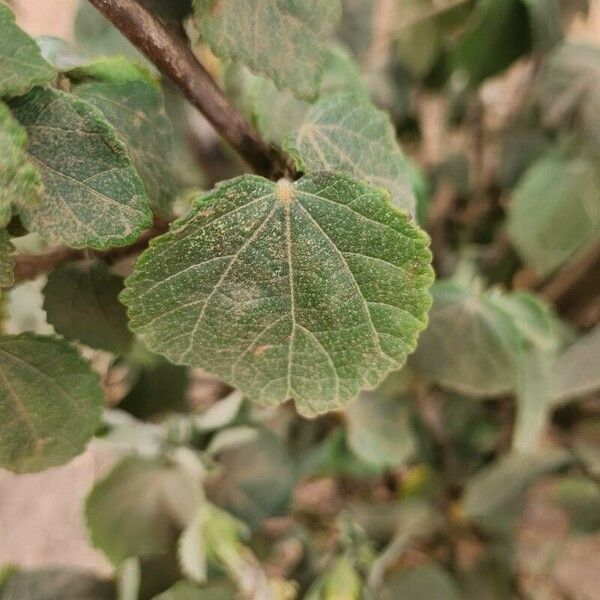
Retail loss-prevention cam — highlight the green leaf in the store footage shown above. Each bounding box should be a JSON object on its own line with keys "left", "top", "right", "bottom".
{"left": 0, "top": 568, "right": 116, "bottom": 600}
{"left": 0, "top": 100, "right": 42, "bottom": 228}
{"left": 347, "top": 389, "right": 416, "bottom": 470}
{"left": 42, "top": 259, "right": 133, "bottom": 353}
{"left": 382, "top": 565, "right": 461, "bottom": 600}
{"left": 411, "top": 281, "right": 520, "bottom": 398}
{"left": 0, "top": 333, "right": 103, "bottom": 473}
{"left": 451, "top": 0, "right": 531, "bottom": 85}
{"left": 537, "top": 43, "right": 600, "bottom": 152}
{"left": 551, "top": 324, "right": 600, "bottom": 405}
{"left": 555, "top": 476, "right": 600, "bottom": 534}
{"left": 0, "top": 2, "right": 55, "bottom": 98}
{"left": 122, "top": 173, "right": 433, "bottom": 416}
{"left": 151, "top": 580, "right": 236, "bottom": 600}
{"left": 73, "top": 67, "right": 178, "bottom": 216}
{"left": 86, "top": 455, "right": 202, "bottom": 565}
{"left": 193, "top": 0, "right": 341, "bottom": 99}
{"left": 507, "top": 149, "right": 600, "bottom": 276}
{"left": 285, "top": 94, "right": 416, "bottom": 216}
{"left": 0, "top": 229, "right": 14, "bottom": 288}
{"left": 522, "top": 0, "right": 563, "bottom": 51}
{"left": 9, "top": 86, "right": 152, "bottom": 249}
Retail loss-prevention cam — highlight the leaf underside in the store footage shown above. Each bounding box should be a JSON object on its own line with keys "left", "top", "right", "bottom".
{"left": 123, "top": 172, "right": 433, "bottom": 417}
{"left": 193, "top": 0, "right": 341, "bottom": 99}
{"left": 286, "top": 94, "right": 417, "bottom": 216}
{"left": 0, "top": 2, "right": 55, "bottom": 97}
{"left": 0, "top": 333, "right": 103, "bottom": 473}
{"left": 9, "top": 86, "right": 152, "bottom": 250}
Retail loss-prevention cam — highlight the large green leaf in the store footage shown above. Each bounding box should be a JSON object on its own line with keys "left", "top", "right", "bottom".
{"left": 9, "top": 86, "right": 152, "bottom": 249}
{"left": 86, "top": 455, "right": 202, "bottom": 565}
{"left": 43, "top": 259, "right": 133, "bottom": 353}
{"left": 0, "top": 101, "right": 42, "bottom": 227}
{"left": 73, "top": 68, "right": 178, "bottom": 216}
{"left": 0, "top": 333, "right": 103, "bottom": 473}
{"left": 0, "top": 2, "right": 55, "bottom": 98}
{"left": 285, "top": 94, "right": 416, "bottom": 216}
{"left": 122, "top": 173, "right": 433, "bottom": 416}
{"left": 411, "top": 281, "right": 520, "bottom": 398}
{"left": 193, "top": 0, "right": 341, "bottom": 99}
{"left": 0, "top": 568, "right": 116, "bottom": 600}
{"left": 507, "top": 149, "right": 599, "bottom": 276}
{"left": 0, "top": 228, "right": 14, "bottom": 288}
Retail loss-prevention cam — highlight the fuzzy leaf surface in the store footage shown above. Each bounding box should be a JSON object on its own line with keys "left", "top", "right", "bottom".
{"left": 0, "top": 3, "right": 55, "bottom": 97}
{"left": 286, "top": 94, "right": 416, "bottom": 216}
{"left": 43, "top": 259, "right": 133, "bottom": 353}
{"left": 9, "top": 87, "right": 152, "bottom": 249}
{"left": 0, "top": 333, "right": 103, "bottom": 473}
{"left": 74, "top": 74, "right": 178, "bottom": 216}
{"left": 0, "top": 228, "right": 14, "bottom": 288}
{"left": 193, "top": 0, "right": 341, "bottom": 99}
{"left": 123, "top": 173, "right": 433, "bottom": 416}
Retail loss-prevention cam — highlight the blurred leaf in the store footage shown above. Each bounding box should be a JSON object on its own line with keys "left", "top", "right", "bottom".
{"left": 451, "top": 0, "right": 531, "bottom": 84}
{"left": 0, "top": 333, "right": 102, "bottom": 473}
{"left": 522, "top": 0, "right": 563, "bottom": 51}
{"left": 0, "top": 568, "right": 116, "bottom": 600}
{"left": 206, "top": 428, "right": 294, "bottom": 529}
{"left": 73, "top": 63, "right": 178, "bottom": 216}
{"left": 0, "top": 101, "right": 42, "bottom": 228}
{"left": 305, "top": 554, "right": 362, "bottom": 600}
{"left": 286, "top": 94, "right": 416, "bottom": 216}
{"left": 411, "top": 281, "right": 520, "bottom": 397}
{"left": 193, "top": 0, "right": 341, "bottom": 99}
{"left": 507, "top": 148, "right": 600, "bottom": 276}
{"left": 537, "top": 43, "right": 600, "bottom": 152}
{"left": 206, "top": 425, "right": 259, "bottom": 455}
{"left": 86, "top": 455, "right": 202, "bottom": 565}
{"left": 116, "top": 558, "right": 140, "bottom": 600}
{"left": 150, "top": 580, "right": 236, "bottom": 600}
{"left": 347, "top": 389, "right": 417, "bottom": 470}
{"left": 43, "top": 260, "right": 133, "bottom": 353}
{"left": 0, "top": 3, "right": 55, "bottom": 97}
{"left": 555, "top": 476, "right": 600, "bottom": 533}
{"left": 0, "top": 229, "right": 14, "bottom": 288}
{"left": 551, "top": 324, "right": 600, "bottom": 405}
{"left": 36, "top": 36, "right": 86, "bottom": 71}
{"left": 381, "top": 564, "right": 461, "bottom": 600}
{"left": 194, "top": 390, "right": 244, "bottom": 432}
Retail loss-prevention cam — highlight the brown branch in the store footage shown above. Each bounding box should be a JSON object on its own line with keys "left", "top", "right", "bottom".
{"left": 86, "top": 0, "right": 290, "bottom": 179}
{"left": 13, "top": 218, "right": 169, "bottom": 284}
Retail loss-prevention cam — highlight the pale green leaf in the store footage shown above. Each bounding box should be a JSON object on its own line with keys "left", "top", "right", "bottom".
{"left": 193, "top": 0, "right": 341, "bottom": 99}
{"left": 507, "top": 149, "right": 600, "bottom": 276}
{"left": 0, "top": 333, "right": 103, "bottom": 473}
{"left": 347, "top": 390, "right": 416, "bottom": 470}
{"left": 285, "top": 94, "right": 416, "bottom": 216}
{"left": 73, "top": 70, "right": 178, "bottom": 216}
{"left": 122, "top": 173, "right": 433, "bottom": 416}
{"left": 0, "top": 100, "right": 42, "bottom": 227}
{"left": 551, "top": 324, "right": 600, "bottom": 405}
{"left": 151, "top": 580, "right": 236, "bottom": 600}
{"left": 42, "top": 259, "right": 133, "bottom": 353}
{"left": 0, "top": 2, "right": 55, "bottom": 98}
{"left": 411, "top": 281, "right": 520, "bottom": 398}
{"left": 194, "top": 389, "right": 244, "bottom": 431}
{"left": 177, "top": 506, "right": 207, "bottom": 584}
{"left": 116, "top": 558, "right": 141, "bottom": 600}
{"left": 0, "top": 228, "right": 14, "bottom": 288}
{"left": 86, "top": 455, "right": 202, "bottom": 565}
{"left": 9, "top": 86, "right": 152, "bottom": 249}
{"left": 0, "top": 568, "right": 116, "bottom": 600}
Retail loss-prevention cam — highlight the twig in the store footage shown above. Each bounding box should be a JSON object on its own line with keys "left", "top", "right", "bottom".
{"left": 86, "top": 0, "right": 290, "bottom": 179}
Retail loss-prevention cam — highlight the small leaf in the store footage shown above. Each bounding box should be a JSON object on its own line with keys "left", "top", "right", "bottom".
{"left": 411, "top": 281, "right": 521, "bottom": 398}
{"left": 122, "top": 173, "right": 433, "bottom": 416}
{"left": 0, "top": 333, "right": 103, "bottom": 473}
{"left": 507, "top": 149, "right": 599, "bottom": 276}
{"left": 551, "top": 324, "right": 600, "bottom": 405}
{"left": 193, "top": 0, "right": 341, "bottom": 99}
{"left": 86, "top": 455, "right": 202, "bottom": 565}
{"left": 0, "top": 101, "right": 42, "bottom": 228}
{"left": 522, "top": 0, "right": 563, "bottom": 51}
{"left": 43, "top": 259, "right": 133, "bottom": 353}
{"left": 0, "top": 229, "right": 14, "bottom": 288}
{"left": 0, "top": 568, "right": 116, "bottom": 600}
{"left": 194, "top": 389, "right": 244, "bottom": 431}
{"left": 0, "top": 2, "right": 55, "bottom": 98}
{"left": 9, "top": 86, "right": 152, "bottom": 249}
{"left": 286, "top": 94, "right": 416, "bottom": 216}
{"left": 73, "top": 65, "right": 178, "bottom": 216}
